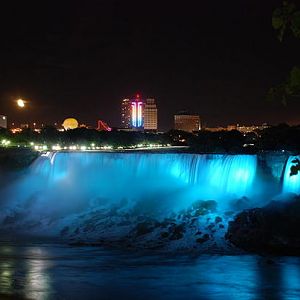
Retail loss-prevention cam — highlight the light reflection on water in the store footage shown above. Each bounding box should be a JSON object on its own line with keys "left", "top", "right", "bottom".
{"left": 0, "top": 243, "right": 299, "bottom": 299}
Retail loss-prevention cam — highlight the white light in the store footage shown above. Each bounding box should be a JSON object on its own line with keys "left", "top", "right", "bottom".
{"left": 1, "top": 139, "right": 11, "bottom": 146}
{"left": 17, "top": 99, "right": 25, "bottom": 108}
{"left": 52, "top": 145, "right": 61, "bottom": 151}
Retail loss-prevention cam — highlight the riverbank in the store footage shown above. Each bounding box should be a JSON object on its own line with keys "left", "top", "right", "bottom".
{"left": 0, "top": 147, "right": 38, "bottom": 171}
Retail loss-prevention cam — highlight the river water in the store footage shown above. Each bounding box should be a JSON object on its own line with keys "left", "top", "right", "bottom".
{"left": 0, "top": 243, "right": 299, "bottom": 300}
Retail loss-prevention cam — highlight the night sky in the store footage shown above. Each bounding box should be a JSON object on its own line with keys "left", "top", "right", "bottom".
{"left": 0, "top": 0, "right": 299, "bottom": 130}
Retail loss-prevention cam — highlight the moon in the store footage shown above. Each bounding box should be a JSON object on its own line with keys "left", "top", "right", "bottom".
{"left": 17, "top": 99, "right": 25, "bottom": 108}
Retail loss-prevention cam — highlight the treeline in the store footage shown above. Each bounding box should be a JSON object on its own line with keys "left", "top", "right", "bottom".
{"left": 186, "top": 124, "right": 300, "bottom": 153}
{"left": 1, "top": 124, "right": 300, "bottom": 153}
{"left": 0, "top": 127, "right": 171, "bottom": 148}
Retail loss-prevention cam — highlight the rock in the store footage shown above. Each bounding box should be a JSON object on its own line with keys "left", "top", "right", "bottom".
{"left": 135, "top": 221, "right": 155, "bottom": 236}
{"left": 265, "top": 258, "right": 275, "bottom": 265}
{"left": 225, "top": 211, "right": 235, "bottom": 217}
{"left": 118, "top": 220, "right": 131, "bottom": 226}
{"left": 191, "top": 200, "right": 218, "bottom": 217}
{"left": 169, "top": 224, "right": 185, "bottom": 240}
{"left": 160, "top": 231, "right": 169, "bottom": 238}
{"left": 215, "top": 216, "right": 222, "bottom": 223}
{"left": 60, "top": 226, "right": 69, "bottom": 236}
{"left": 231, "top": 197, "right": 251, "bottom": 211}
{"left": 226, "top": 197, "right": 300, "bottom": 255}
{"left": 206, "top": 224, "right": 215, "bottom": 231}
{"left": 196, "top": 233, "right": 210, "bottom": 244}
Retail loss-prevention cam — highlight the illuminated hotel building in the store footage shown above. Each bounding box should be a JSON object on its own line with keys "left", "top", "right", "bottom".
{"left": 121, "top": 99, "right": 132, "bottom": 128}
{"left": 0, "top": 115, "right": 7, "bottom": 128}
{"left": 130, "top": 94, "right": 144, "bottom": 130}
{"left": 144, "top": 98, "right": 158, "bottom": 131}
{"left": 121, "top": 94, "right": 144, "bottom": 130}
{"left": 174, "top": 112, "right": 200, "bottom": 133}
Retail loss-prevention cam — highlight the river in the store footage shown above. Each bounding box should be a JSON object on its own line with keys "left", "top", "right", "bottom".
{"left": 0, "top": 242, "right": 299, "bottom": 299}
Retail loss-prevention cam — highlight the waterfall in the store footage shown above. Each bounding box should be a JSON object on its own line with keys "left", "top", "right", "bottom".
{"left": 282, "top": 156, "right": 300, "bottom": 194}
{"left": 4, "top": 151, "right": 296, "bottom": 237}
{"left": 29, "top": 152, "right": 258, "bottom": 202}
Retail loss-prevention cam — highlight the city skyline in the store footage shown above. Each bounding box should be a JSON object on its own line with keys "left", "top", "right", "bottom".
{"left": 0, "top": 1, "right": 299, "bottom": 130}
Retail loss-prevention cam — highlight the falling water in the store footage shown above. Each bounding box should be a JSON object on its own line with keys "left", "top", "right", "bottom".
{"left": 0, "top": 152, "right": 261, "bottom": 235}
{"left": 282, "top": 156, "right": 300, "bottom": 194}
{"left": 31, "top": 152, "right": 258, "bottom": 200}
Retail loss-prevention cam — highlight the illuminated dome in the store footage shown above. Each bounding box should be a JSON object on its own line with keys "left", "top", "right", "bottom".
{"left": 62, "top": 118, "right": 79, "bottom": 130}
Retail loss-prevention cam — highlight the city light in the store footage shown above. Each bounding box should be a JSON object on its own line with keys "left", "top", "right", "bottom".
{"left": 52, "top": 145, "right": 62, "bottom": 151}
{"left": 1, "top": 139, "right": 10, "bottom": 146}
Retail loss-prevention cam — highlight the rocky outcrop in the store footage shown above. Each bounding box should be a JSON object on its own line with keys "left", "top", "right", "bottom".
{"left": 226, "top": 197, "right": 300, "bottom": 255}
{"left": 63, "top": 200, "right": 230, "bottom": 253}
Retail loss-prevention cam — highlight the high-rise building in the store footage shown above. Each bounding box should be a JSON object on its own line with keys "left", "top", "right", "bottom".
{"left": 144, "top": 98, "right": 158, "bottom": 131}
{"left": 121, "top": 94, "right": 144, "bottom": 130}
{"left": 130, "top": 94, "right": 144, "bottom": 130}
{"left": 0, "top": 115, "right": 7, "bottom": 128}
{"left": 174, "top": 112, "right": 200, "bottom": 133}
{"left": 121, "top": 99, "right": 131, "bottom": 128}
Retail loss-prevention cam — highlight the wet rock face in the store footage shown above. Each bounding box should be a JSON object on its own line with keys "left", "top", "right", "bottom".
{"left": 226, "top": 198, "right": 300, "bottom": 255}
{"left": 63, "top": 200, "right": 230, "bottom": 253}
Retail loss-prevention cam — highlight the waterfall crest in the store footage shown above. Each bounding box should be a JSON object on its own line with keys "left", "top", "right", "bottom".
{"left": 30, "top": 152, "right": 258, "bottom": 201}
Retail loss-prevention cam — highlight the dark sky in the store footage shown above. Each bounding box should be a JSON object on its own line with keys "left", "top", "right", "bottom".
{"left": 0, "top": 0, "right": 299, "bottom": 130}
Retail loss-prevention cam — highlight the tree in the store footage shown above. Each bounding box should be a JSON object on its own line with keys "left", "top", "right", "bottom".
{"left": 268, "top": 1, "right": 300, "bottom": 104}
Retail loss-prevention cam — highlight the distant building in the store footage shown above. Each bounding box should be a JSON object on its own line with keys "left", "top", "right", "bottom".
{"left": 205, "top": 123, "right": 270, "bottom": 133}
{"left": 205, "top": 126, "right": 226, "bottom": 132}
{"left": 237, "top": 123, "right": 269, "bottom": 133}
{"left": 0, "top": 115, "right": 7, "bottom": 128}
{"left": 121, "top": 99, "right": 131, "bottom": 129}
{"left": 20, "top": 123, "right": 29, "bottom": 129}
{"left": 144, "top": 98, "right": 158, "bottom": 131}
{"left": 174, "top": 112, "right": 200, "bottom": 133}
{"left": 227, "top": 124, "right": 237, "bottom": 131}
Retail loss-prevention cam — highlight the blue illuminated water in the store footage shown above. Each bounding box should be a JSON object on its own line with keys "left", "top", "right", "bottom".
{"left": 283, "top": 156, "right": 300, "bottom": 194}
{"left": 33, "top": 152, "right": 258, "bottom": 201}
{"left": 1, "top": 152, "right": 300, "bottom": 298}
{"left": 0, "top": 243, "right": 299, "bottom": 300}
{"left": 0, "top": 151, "right": 299, "bottom": 238}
